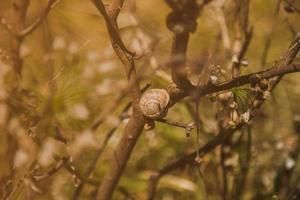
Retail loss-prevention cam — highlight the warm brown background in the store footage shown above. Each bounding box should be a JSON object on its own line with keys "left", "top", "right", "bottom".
{"left": 0, "top": 0, "right": 300, "bottom": 199}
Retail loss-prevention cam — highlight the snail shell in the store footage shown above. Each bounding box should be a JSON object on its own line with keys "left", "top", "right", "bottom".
{"left": 139, "top": 88, "right": 170, "bottom": 119}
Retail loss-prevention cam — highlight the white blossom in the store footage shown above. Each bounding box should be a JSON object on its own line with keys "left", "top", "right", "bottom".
{"left": 241, "top": 110, "right": 251, "bottom": 123}
{"left": 209, "top": 75, "right": 219, "bottom": 84}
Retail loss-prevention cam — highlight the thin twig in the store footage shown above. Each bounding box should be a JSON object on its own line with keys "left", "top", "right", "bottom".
{"left": 31, "top": 159, "right": 65, "bottom": 182}
{"left": 147, "top": 35, "right": 300, "bottom": 200}
{"left": 156, "top": 118, "right": 194, "bottom": 129}
{"left": 147, "top": 125, "right": 239, "bottom": 200}
{"left": 201, "top": 62, "right": 300, "bottom": 95}
{"left": 19, "top": 0, "right": 60, "bottom": 37}
{"left": 53, "top": 156, "right": 100, "bottom": 186}
{"left": 214, "top": 5, "right": 231, "bottom": 52}
{"left": 71, "top": 84, "right": 150, "bottom": 200}
{"left": 229, "top": 0, "right": 252, "bottom": 77}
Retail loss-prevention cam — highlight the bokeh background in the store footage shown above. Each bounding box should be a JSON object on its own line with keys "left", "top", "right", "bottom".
{"left": 0, "top": 0, "right": 300, "bottom": 199}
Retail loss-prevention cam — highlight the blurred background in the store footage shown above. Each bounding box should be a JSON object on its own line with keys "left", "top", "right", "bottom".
{"left": 0, "top": 0, "right": 300, "bottom": 199}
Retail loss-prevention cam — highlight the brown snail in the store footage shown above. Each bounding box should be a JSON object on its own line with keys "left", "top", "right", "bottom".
{"left": 139, "top": 88, "right": 170, "bottom": 119}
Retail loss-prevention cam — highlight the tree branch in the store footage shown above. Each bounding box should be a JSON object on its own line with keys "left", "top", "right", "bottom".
{"left": 54, "top": 156, "right": 100, "bottom": 186}
{"left": 169, "top": 39, "right": 300, "bottom": 102}
{"left": 91, "top": 1, "right": 300, "bottom": 198}
{"left": 201, "top": 62, "right": 300, "bottom": 94}
{"left": 147, "top": 34, "right": 300, "bottom": 200}
{"left": 72, "top": 84, "right": 150, "bottom": 200}
{"left": 91, "top": 0, "right": 133, "bottom": 55}
{"left": 147, "top": 125, "right": 240, "bottom": 200}
{"left": 90, "top": 0, "right": 146, "bottom": 199}
{"left": 170, "top": 32, "right": 194, "bottom": 91}
{"left": 166, "top": 0, "right": 213, "bottom": 91}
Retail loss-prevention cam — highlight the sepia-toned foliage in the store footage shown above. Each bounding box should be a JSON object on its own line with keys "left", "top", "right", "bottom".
{"left": 0, "top": 0, "right": 300, "bottom": 199}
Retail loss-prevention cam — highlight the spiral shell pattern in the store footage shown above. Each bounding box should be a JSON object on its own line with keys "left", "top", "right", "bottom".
{"left": 139, "top": 89, "right": 170, "bottom": 119}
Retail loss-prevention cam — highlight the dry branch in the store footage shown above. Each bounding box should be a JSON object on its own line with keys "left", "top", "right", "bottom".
{"left": 166, "top": 0, "right": 213, "bottom": 91}
{"left": 0, "top": 0, "right": 57, "bottom": 193}
{"left": 147, "top": 125, "right": 239, "bottom": 200}
{"left": 90, "top": 0, "right": 300, "bottom": 199}
{"left": 147, "top": 34, "right": 300, "bottom": 200}
{"left": 90, "top": 1, "right": 145, "bottom": 199}
{"left": 72, "top": 84, "right": 150, "bottom": 200}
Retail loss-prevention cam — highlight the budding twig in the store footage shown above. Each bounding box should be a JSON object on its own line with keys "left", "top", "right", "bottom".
{"left": 156, "top": 118, "right": 195, "bottom": 137}
{"left": 147, "top": 34, "right": 300, "bottom": 200}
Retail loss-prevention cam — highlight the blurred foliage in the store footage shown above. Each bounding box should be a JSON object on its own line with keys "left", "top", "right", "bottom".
{"left": 0, "top": 0, "right": 300, "bottom": 199}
